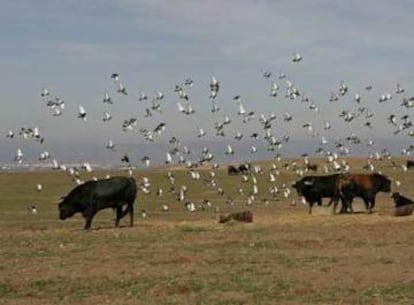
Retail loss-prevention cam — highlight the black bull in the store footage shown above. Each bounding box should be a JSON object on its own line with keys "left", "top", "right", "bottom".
{"left": 292, "top": 174, "right": 340, "bottom": 214}
{"left": 58, "top": 176, "right": 137, "bottom": 230}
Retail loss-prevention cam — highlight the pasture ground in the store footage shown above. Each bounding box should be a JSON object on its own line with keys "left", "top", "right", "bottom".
{"left": 0, "top": 158, "right": 414, "bottom": 305}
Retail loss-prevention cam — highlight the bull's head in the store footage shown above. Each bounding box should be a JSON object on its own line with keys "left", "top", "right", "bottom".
{"left": 58, "top": 197, "right": 76, "bottom": 220}
{"left": 380, "top": 176, "right": 392, "bottom": 193}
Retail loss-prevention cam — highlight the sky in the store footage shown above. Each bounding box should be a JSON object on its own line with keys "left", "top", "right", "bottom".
{"left": 1, "top": 0, "right": 414, "bottom": 166}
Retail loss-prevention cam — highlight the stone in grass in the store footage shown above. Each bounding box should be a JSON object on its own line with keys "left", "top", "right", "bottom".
{"left": 219, "top": 210, "right": 253, "bottom": 223}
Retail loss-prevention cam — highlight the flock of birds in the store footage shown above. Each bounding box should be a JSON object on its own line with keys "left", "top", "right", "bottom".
{"left": 4, "top": 52, "right": 414, "bottom": 215}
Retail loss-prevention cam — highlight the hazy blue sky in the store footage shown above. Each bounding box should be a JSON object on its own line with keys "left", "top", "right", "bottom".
{"left": 1, "top": 0, "right": 413, "bottom": 165}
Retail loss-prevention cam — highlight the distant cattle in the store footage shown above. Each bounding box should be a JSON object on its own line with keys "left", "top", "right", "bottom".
{"left": 227, "top": 165, "right": 240, "bottom": 175}
{"left": 219, "top": 210, "right": 253, "bottom": 223}
{"left": 238, "top": 163, "right": 251, "bottom": 174}
{"left": 407, "top": 160, "right": 414, "bottom": 169}
{"left": 292, "top": 174, "right": 340, "bottom": 214}
{"left": 331, "top": 173, "right": 391, "bottom": 214}
{"left": 306, "top": 163, "right": 318, "bottom": 172}
{"left": 58, "top": 176, "right": 137, "bottom": 230}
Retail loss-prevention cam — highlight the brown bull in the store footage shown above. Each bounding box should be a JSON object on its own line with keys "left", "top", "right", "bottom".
{"left": 330, "top": 173, "right": 391, "bottom": 214}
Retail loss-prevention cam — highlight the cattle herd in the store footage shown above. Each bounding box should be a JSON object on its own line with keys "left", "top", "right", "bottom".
{"left": 58, "top": 166, "right": 413, "bottom": 230}
{"left": 292, "top": 173, "right": 393, "bottom": 214}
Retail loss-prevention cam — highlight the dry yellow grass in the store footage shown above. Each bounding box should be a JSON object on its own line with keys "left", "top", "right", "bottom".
{"left": 0, "top": 157, "right": 413, "bottom": 304}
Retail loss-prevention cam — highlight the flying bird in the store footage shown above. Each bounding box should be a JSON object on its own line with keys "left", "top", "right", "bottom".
{"left": 138, "top": 91, "right": 148, "bottom": 101}
{"left": 103, "top": 92, "right": 113, "bottom": 104}
{"left": 78, "top": 105, "right": 87, "bottom": 123}
{"left": 116, "top": 82, "right": 128, "bottom": 95}
{"left": 210, "top": 76, "right": 219, "bottom": 99}
{"left": 292, "top": 52, "right": 302, "bottom": 62}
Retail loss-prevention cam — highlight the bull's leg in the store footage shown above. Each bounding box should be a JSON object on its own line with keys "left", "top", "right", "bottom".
{"left": 115, "top": 206, "right": 123, "bottom": 227}
{"left": 129, "top": 201, "right": 134, "bottom": 227}
{"left": 83, "top": 210, "right": 96, "bottom": 231}
{"left": 341, "top": 200, "right": 349, "bottom": 214}
{"left": 326, "top": 198, "right": 334, "bottom": 207}
{"left": 343, "top": 198, "right": 354, "bottom": 213}
{"left": 365, "top": 196, "right": 375, "bottom": 214}
{"left": 332, "top": 198, "right": 339, "bottom": 215}
{"left": 83, "top": 202, "right": 97, "bottom": 231}
{"left": 308, "top": 202, "right": 314, "bottom": 215}
{"left": 347, "top": 200, "right": 355, "bottom": 213}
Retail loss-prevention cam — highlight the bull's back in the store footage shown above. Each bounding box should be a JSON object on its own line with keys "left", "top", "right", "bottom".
{"left": 92, "top": 177, "right": 134, "bottom": 197}
{"left": 313, "top": 174, "right": 340, "bottom": 195}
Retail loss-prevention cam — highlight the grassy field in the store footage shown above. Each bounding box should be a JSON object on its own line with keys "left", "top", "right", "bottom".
{"left": 0, "top": 157, "right": 414, "bottom": 305}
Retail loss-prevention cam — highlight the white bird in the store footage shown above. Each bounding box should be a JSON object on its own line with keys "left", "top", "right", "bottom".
{"left": 177, "top": 102, "right": 186, "bottom": 113}
{"left": 138, "top": 91, "right": 147, "bottom": 101}
{"left": 36, "top": 184, "right": 43, "bottom": 192}
{"left": 396, "top": 83, "right": 405, "bottom": 94}
{"left": 185, "top": 202, "right": 196, "bottom": 212}
{"left": 116, "top": 82, "right": 127, "bottom": 95}
{"left": 197, "top": 127, "right": 206, "bottom": 138}
{"left": 52, "top": 159, "right": 60, "bottom": 170}
{"left": 39, "top": 151, "right": 50, "bottom": 160}
{"left": 14, "top": 148, "right": 23, "bottom": 163}
{"left": 155, "top": 90, "right": 164, "bottom": 100}
{"left": 211, "top": 101, "right": 220, "bottom": 113}
{"left": 52, "top": 107, "right": 62, "bottom": 117}
{"left": 161, "top": 204, "right": 169, "bottom": 212}
{"left": 329, "top": 92, "right": 339, "bottom": 102}
{"left": 225, "top": 144, "right": 234, "bottom": 155}
{"left": 78, "top": 105, "right": 87, "bottom": 122}
{"left": 292, "top": 52, "right": 302, "bottom": 62}
{"left": 283, "top": 112, "right": 292, "bottom": 122}
{"left": 270, "top": 82, "right": 279, "bottom": 97}
{"left": 237, "top": 102, "right": 247, "bottom": 115}
{"left": 82, "top": 162, "right": 92, "bottom": 172}
{"left": 252, "top": 185, "right": 259, "bottom": 195}
{"left": 190, "top": 170, "right": 200, "bottom": 180}
{"left": 165, "top": 152, "right": 173, "bottom": 164}
{"left": 29, "top": 205, "right": 38, "bottom": 214}
{"left": 210, "top": 76, "right": 219, "bottom": 99}
{"left": 103, "top": 112, "right": 112, "bottom": 122}
{"left": 103, "top": 92, "right": 113, "bottom": 104}
{"left": 338, "top": 81, "right": 348, "bottom": 96}
{"left": 40, "top": 88, "right": 50, "bottom": 97}
{"left": 141, "top": 156, "right": 150, "bottom": 167}
{"left": 106, "top": 139, "right": 115, "bottom": 150}
{"left": 234, "top": 132, "right": 243, "bottom": 140}
{"left": 6, "top": 130, "right": 14, "bottom": 139}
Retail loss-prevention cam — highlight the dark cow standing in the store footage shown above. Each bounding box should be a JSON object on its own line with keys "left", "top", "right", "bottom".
{"left": 238, "top": 163, "right": 250, "bottom": 174}
{"left": 407, "top": 160, "right": 414, "bottom": 169}
{"left": 292, "top": 174, "right": 340, "bottom": 214}
{"left": 227, "top": 165, "right": 240, "bottom": 175}
{"left": 58, "top": 176, "right": 137, "bottom": 230}
{"left": 331, "top": 173, "right": 391, "bottom": 214}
